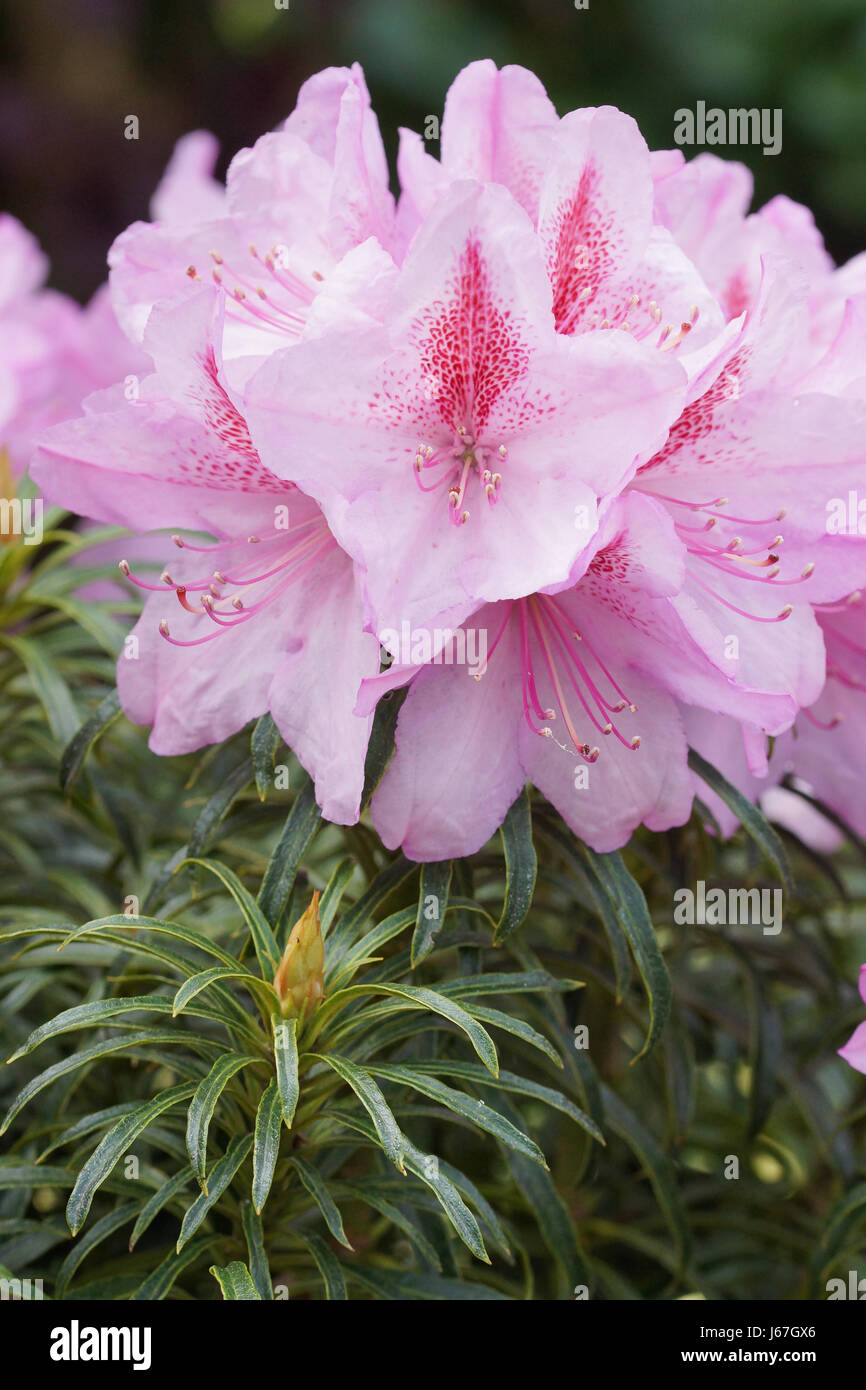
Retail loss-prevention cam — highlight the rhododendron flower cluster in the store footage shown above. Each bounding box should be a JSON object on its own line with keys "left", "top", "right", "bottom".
{"left": 22, "top": 60, "right": 866, "bottom": 863}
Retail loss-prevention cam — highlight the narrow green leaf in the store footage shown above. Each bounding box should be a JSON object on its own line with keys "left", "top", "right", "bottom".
{"left": 319, "top": 858, "right": 356, "bottom": 937}
{"left": 272, "top": 1015, "right": 299, "bottom": 1127}
{"left": 0, "top": 632, "right": 79, "bottom": 743}
{"left": 369, "top": 1064, "right": 548, "bottom": 1165}
{"left": 60, "top": 690, "right": 122, "bottom": 794}
{"left": 601, "top": 1084, "right": 690, "bottom": 1274}
{"left": 129, "top": 1165, "right": 195, "bottom": 1249}
{"left": 2, "top": 1032, "right": 215, "bottom": 1135}
{"left": 177, "top": 1133, "right": 253, "bottom": 1252}
{"left": 389, "top": 1060, "right": 604, "bottom": 1144}
{"left": 494, "top": 1092, "right": 587, "bottom": 1290}
{"left": 289, "top": 1155, "right": 353, "bottom": 1249}
{"left": 55, "top": 1201, "right": 138, "bottom": 1298}
{"left": 688, "top": 746, "right": 793, "bottom": 894}
{"left": 300, "top": 1234, "right": 348, "bottom": 1300}
{"left": 187, "top": 756, "right": 253, "bottom": 858}
{"left": 172, "top": 965, "right": 276, "bottom": 1018}
{"left": 187, "top": 1054, "right": 260, "bottom": 1188}
{"left": 210, "top": 1260, "right": 261, "bottom": 1300}
{"left": 257, "top": 779, "right": 321, "bottom": 931}
{"left": 459, "top": 1002, "right": 561, "bottom": 1068}
{"left": 181, "top": 857, "right": 280, "bottom": 979}
{"left": 361, "top": 686, "right": 409, "bottom": 806}
{"left": 130, "top": 1235, "right": 212, "bottom": 1300}
{"left": 251, "top": 713, "right": 282, "bottom": 801}
{"left": 67, "top": 1084, "right": 196, "bottom": 1235}
{"left": 349, "top": 1267, "right": 508, "bottom": 1300}
{"left": 252, "top": 1079, "right": 283, "bottom": 1214}
{"left": 578, "top": 845, "right": 671, "bottom": 1060}
{"left": 313, "top": 982, "right": 499, "bottom": 1075}
{"left": 411, "top": 861, "right": 452, "bottom": 966}
{"left": 241, "top": 1200, "right": 273, "bottom": 1299}
{"left": 310, "top": 1053, "right": 405, "bottom": 1169}
{"left": 494, "top": 787, "right": 537, "bottom": 942}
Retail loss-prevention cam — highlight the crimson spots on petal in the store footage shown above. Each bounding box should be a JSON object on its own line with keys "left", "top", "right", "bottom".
{"left": 546, "top": 164, "right": 618, "bottom": 334}
{"left": 175, "top": 349, "right": 284, "bottom": 492}
{"left": 413, "top": 237, "right": 531, "bottom": 432}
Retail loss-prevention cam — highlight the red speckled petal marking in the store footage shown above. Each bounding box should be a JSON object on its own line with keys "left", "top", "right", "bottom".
{"left": 182, "top": 348, "right": 284, "bottom": 491}
{"left": 413, "top": 237, "right": 531, "bottom": 432}
{"left": 546, "top": 164, "right": 619, "bottom": 334}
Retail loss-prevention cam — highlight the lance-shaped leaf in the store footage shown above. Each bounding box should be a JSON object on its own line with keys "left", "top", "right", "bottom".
{"left": 181, "top": 857, "right": 280, "bottom": 979}
{"left": 411, "top": 861, "right": 452, "bottom": 966}
{"left": 289, "top": 1155, "right": 353, "bottom": 1248}
{"left": 300, "top": 1234, "right": 348, "bottom": 1300}
{"left": 210, "top": 1260, "right": 262, "bottom": 1300}
{"left": 494, "top": 787, "right": 537, "bottom": 943}
{"left": 186, "top": 1053, "right": 260, "bottom": 1189}
{"left": 688, "top": 746, "right": 793, "bottom": 895}
{"left": 177, "top": 1133, "right": 253, "bottom": 1251}
{"left": 67, "top": 1083, "right": 196, "bottom": 1235}
{"left": 308, "top": 1053, "right": 405, "bottom": 1170}
{"left": 257, "top": 779, "right": 321, "bottom": 930}
{"left": 252, "top": 1079, "right": 283, "bottom": 1214}
{"left": 272, "top": 1016, "right": 300, "bottom": 1127}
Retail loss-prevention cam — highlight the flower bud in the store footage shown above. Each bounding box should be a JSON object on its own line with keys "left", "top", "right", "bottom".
{"left": 273, "top": 891, "right": 324, "bottom": 1021}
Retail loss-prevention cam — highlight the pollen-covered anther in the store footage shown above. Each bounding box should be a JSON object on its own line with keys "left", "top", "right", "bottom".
{"left": 210, "top": 251, "right": 223, "bottom": 265}
{"left": 801, "top": 562, "right": 815, "bottom": 578}
{"left": 602, "top": 722, "right": 613, "bottom": 735}
{"left": 158, "top": 619, "right": 170, "bottom": 636}
{"left": 491, "top": 472, "right": 501, "bottom": 488}
{"left": 776, "top": 509, "right": 787, "bottom": 520}
{"left": 459, "top": 510, "right": 470, "bottom": 525}
{"left": 186, "top": 266, "right": 200, "bottom": 280}
{"left": 233, "top": 289, "right": 246, "bottom": 302}
{"left": 172, "top": 534, "right": 185, "bottom": 548}
{"left": 498, "top": 445, "right": 507, "bottom": 459}
{"left": 160, "top": 571, "right": 173, "bottom": 585}
{"left": 213, "top": 570, "right": 227, "bottom": 583}
{"left": 579, "top": 286, "right": 593, "bottom": 302}
{"left": 630, "top": 735, "right": 642, "bottom": 749}
{"left": 118, "top": 559, "right": 130, "bottom": 576}
{"left": 231, "top": 597, "right": 244, "bottom": 610}
{"left": 248, "top": 535, "right": 261, "bottom": 544}
{"left": 779, "top": 605, "right": 793, "bottom": 619}
{"left": 649, "top": 300, "right": 661, "bottom": 323}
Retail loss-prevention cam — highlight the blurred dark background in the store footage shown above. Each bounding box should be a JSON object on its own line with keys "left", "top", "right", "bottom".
{"left": 1, "top": 0, "right": 865, "bottom": 301}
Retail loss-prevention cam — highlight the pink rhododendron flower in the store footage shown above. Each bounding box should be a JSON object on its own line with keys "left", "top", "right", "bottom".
{"left": 397, "top": 62, "right": 724, "bottom": 367}
{"left": 33, "top": 288, "right": 379, "bottom": 824}
{"left": 839, "top": 965, "right": 866, "bottom": 1075}
{"left": 0, "top": 216, "right": 143, "bottom": 475}
{"left": 246, "top": 177, "right": 688, "bottom": 642}
{"left": 109, "top": 64, "right": 394, "bottom": 371}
